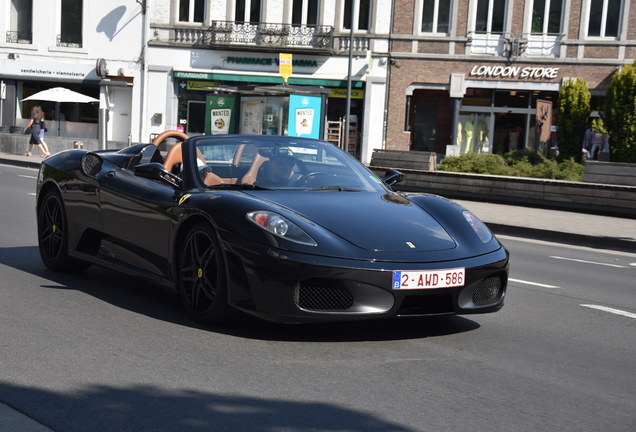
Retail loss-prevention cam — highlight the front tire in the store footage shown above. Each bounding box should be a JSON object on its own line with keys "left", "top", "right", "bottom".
{"left": 37, "top": 189, "right": 90, "bottom": 272}
{"left": 178, "top": 223, "right": 231, "bottom": 324}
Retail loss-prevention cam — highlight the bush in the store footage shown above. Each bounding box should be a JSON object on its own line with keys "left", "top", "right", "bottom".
{"left": 557, "top": 77, "right": 590, "bottom": 163}
{"left": 438, "top": 150, "right": 584, "bottom": 181}
{"left": 604, "top": 60, "right": 636, "bottom": 163}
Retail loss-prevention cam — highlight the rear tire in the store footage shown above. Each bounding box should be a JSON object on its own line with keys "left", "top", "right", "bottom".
{"left": 178, "top": 223, "right": 231, "bottom": 324}
{"left": 37, "top": 189, "right": 91, "bottom": 272}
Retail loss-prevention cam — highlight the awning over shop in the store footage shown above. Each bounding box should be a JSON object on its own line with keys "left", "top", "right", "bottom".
{"left": 174, "top": 71, "right": 364, "bottom": 88}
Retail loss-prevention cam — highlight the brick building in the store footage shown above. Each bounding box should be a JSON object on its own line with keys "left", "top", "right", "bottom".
{"left": 385, "top": 0, "right": 634, "bottom": 158}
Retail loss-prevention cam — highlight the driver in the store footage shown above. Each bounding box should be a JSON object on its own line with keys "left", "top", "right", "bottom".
{"left": 256, "top": 156, "right": 298, "bottom": 187}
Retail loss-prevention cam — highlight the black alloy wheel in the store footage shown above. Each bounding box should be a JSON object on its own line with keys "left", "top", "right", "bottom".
{"left": 37, "top": 189, "right": 90, "bottom": 271}
{"left": 179, "top": 223, "right": 231, "bottom": 324}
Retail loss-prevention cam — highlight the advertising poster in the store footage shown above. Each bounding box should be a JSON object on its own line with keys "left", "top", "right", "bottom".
{"left": 205, "top": 96, "right": 236, "bottom": 135}
{"left": 288, "top": 95, "right": 322, "bottom": 139}
{"left": 536, "top": 99, "right": 553, "bottom": 143}
{"left": 240, "top": 101, "right": 264, "bottom": 134}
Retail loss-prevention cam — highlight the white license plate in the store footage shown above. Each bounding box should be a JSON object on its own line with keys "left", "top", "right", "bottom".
{"left": 392, "top": 268, "right": 465, "bottom": 290}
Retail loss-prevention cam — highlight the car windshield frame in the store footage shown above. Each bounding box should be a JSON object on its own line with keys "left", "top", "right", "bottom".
{"left": 185, "top": 135, "right": 390, "bottom": 193}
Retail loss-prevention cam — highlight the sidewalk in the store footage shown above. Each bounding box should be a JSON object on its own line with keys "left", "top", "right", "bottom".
{"left": 454, "top": 199, "right": 636, "bottom": 252}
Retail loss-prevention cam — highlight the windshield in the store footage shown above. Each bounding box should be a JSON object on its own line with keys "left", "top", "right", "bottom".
{"left": 191, "top": 136, "right": 389, "bottom": 192}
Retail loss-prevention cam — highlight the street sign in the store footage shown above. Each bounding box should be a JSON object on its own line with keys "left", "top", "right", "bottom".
{"left": 279, "top": 53, "right": 292, "bottom": 83}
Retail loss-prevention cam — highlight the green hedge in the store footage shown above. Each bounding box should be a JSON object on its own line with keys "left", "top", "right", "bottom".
{"left": 438, "top": 150, "right": 584, "bottom": 181}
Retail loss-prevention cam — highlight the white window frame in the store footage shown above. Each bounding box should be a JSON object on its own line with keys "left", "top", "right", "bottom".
{"left": 529, "top": 0, "right": 563, "bottom": 34}
{"left": 467, "top": 0, "right": 508, "bottom": 56}
{"left": 292, "top": 0, "right": 321, "bottom": 25}
{"left": 524, "top": 0, "right": 563, "bottom": 57}
{"left": 584, "top": 0, "right": 623, "bottom": 39}
{"left": 234, "top": 0, "right": 262, "bottom": 23}
{"left": 178, "top": 0, "right": 205, "bottom": 23}
{"left": 416, "top": 0, "right": 452, "bottom": 35}
{"left": 342, "top": 0, "right": 373, "bottom": 32}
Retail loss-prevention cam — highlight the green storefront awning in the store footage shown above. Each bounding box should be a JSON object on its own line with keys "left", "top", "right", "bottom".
{"left": 174, "top": 71, "right": 363, "bottom": 88}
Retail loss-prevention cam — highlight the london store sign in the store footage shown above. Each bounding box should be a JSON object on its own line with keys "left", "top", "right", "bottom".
{"left": 469, "top": 65, "right": 559, "bottom": 79}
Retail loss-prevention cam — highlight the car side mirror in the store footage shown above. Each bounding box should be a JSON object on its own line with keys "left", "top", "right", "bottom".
{"left": 134, "top": 162, "right": 182, "bottom": 188}
{"left": 382, "top": 169, "right": 404, "bottom": 186}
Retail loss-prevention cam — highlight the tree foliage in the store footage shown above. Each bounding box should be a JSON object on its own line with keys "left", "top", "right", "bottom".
{"left": 604, "top": 60, "right": 636, "bottom": 163}
{"left": 557, "top": 77, "right": 590, "bottom": 163}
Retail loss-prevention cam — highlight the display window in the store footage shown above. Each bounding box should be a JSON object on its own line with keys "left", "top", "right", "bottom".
{"left": 176, "top": 79, "right": 329, "bottom": 141}
{"left": 456, "top": 112, "right": 492, "bottom": 154}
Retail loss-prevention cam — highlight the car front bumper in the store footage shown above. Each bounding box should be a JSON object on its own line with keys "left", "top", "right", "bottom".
{"left": 221, "top": 232, "right": 509, "bottom": 323}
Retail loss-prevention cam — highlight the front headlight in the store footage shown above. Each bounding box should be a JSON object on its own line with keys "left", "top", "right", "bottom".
{"left": 462, "top": 210, "right": 493, "bottom": 243}
{"left": 247, "top": 211, "right": 317, "bottom": 246}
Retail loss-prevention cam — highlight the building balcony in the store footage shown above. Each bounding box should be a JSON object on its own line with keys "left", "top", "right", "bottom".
{"left": 6, "top": 31, "right": 32, "bottom": 44}
{"left": 56, "top": 34, "right": 83, "bottom": 48}
{"left": 153, "top": 21, "right": 335, "bottom": 55}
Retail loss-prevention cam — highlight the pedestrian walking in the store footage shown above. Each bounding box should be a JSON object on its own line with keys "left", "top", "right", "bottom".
{"left": 23, "top": 105, "right": 51, "bottom": 157}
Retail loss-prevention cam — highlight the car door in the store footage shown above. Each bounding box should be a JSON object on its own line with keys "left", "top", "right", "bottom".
{"left": 99, "top": 166, "right": 177, "bottom": 279}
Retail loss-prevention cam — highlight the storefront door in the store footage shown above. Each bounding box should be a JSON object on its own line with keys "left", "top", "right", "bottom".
{"left": 412, "top": 101, "right": 437, "bottom": 151}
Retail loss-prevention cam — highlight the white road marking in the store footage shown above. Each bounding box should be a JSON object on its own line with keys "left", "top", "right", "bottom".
{"left": 580, "top": 304, "right": 636, "bottom": 320}
{"left": 550, "top": 256, "right": 627, "bottom": 268}
{"left": 497, "top": 235, "right": 636, "bottom": 259}
{"left": 509, "top": 278, "right": 559, "bottom": 288}
{"left": 28, "top": 193, "right": 36, "bottom": 196}
{"left": 630, "top": 263, "right": 636, "bottom": 267}
{"left": 18, "top": 174, "right": 38, "bottom": 179}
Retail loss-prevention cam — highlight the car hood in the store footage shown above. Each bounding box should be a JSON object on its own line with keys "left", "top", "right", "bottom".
{"left": 244, "top": 191, "right": 457, "bottom": 252}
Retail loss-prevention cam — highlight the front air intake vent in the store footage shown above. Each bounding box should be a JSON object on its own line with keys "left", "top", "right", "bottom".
{"left": 473, "top": 276, "right": 503, "bottom": 305}
{"left": 296, "top": 279, "right": 354, "bottom": 311}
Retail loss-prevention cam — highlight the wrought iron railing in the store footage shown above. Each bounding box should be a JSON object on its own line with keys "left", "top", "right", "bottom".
{"left": 176, "top": 21, "right": 333, "bottom": 51}
{"left": 6, "top": 31, "right": 32, "bottom": 44}
{"left": 57, "top": 34, "right": 83, "bottom": 48}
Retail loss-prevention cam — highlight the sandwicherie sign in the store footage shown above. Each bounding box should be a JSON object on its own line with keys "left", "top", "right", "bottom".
{"left": 469, "top": 65, "right": 559, "bottom": 79}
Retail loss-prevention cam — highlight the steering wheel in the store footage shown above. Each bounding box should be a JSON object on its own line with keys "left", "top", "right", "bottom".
{"left": 294, "top": 171, "right": 335, "bottom": 187}
{"left": 152, "top": 130, "right": 189, "bottom": 147}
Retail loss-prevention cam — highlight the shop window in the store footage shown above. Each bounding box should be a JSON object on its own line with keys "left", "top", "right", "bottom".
{"left": 179, "top": 0, "right": 205, "bottom": 23}
{"left": 495, "top": 91, "right": 529, "bottom": 109}
{"left": 462, "top": 89, "right": 492, "bottom": 107}
{"left": 8, "top": 0, "right": 32, "bottom": 44}
{"left": 420, "top": 0, "right": 451, "bottom": 34}
{"left": 587, "top": 0, "right": 621, "bottom": 38}
{"left": 343, "top": 0, "right": 372, "bottom": 31}
{"left": 456, "top": 112, "right": 493, "bottom": 154}
{"left": 530, "top": 90, "right": 557, "bottom": 108}
{"left": 531, "top": 0, "right": 563, "bottom": 34}
{"left": 236, "top": 0, "right": 262, "bottom": 24}
{"left": 59, "top": 0, "right": 83, "bottom": 47}
{"left": 475, "top": 0, "right": 506, "bottom": 33}
{"left": 292, "top": 0, "right": 319, "bottom": 26}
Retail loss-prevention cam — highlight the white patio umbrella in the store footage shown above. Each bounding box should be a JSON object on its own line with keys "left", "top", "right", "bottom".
{"left": 21, "top": 87, "right": 99, "bottom": 104}
{"left": 21, "top": 87, "right": 99, "bottom": 136}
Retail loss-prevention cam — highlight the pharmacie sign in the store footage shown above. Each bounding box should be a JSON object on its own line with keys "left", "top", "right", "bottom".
{"left": 469, "top": 65, "right": 559, "bottom": 79}
{"left": 226, "top": 56, "right": 318, "bottom": 68}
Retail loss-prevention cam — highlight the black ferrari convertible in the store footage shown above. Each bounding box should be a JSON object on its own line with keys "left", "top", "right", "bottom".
{"left": 36, "top": 132, "right": 509, "bottom": 324}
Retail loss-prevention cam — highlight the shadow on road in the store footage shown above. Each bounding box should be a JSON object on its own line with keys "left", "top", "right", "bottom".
{"left": 0, "top": 381, "right": 416, "bottom": 432}
{"left": 0, "top": 245, "right": 481, "bottom": 343}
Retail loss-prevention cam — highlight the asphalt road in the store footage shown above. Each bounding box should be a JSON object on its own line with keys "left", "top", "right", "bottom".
{"left": 1, "top": 163, "right": 635, "bottom": 432}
